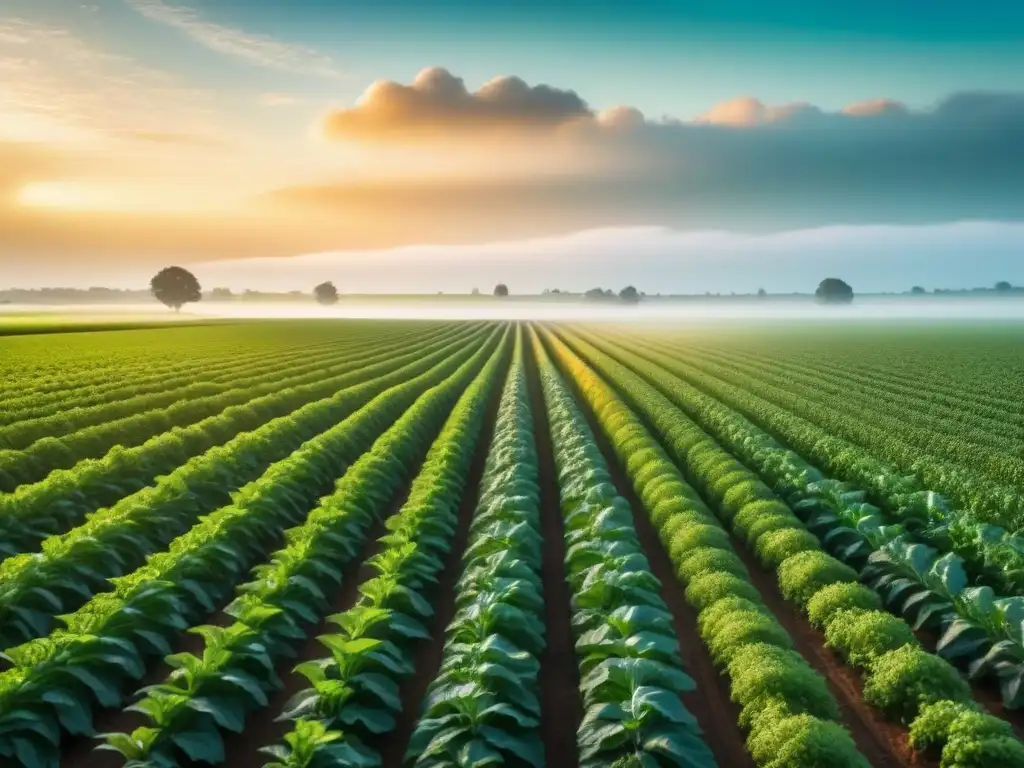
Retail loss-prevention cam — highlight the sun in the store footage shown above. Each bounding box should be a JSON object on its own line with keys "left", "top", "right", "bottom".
{"left": 16, "top": 181, "right": 96, "bottom": 210}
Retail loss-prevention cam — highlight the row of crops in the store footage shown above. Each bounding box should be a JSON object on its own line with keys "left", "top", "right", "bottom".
{"left": 1, "top": 319, "right": 1023, "bottom": 767}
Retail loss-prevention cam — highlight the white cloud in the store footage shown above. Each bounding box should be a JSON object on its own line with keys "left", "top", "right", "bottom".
{"left": 125, "top": 0, "right": 344, "bottom": 79}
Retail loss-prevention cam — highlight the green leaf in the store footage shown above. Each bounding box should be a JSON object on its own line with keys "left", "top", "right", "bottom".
{"left": 172, "top": 729, "right": 226, "bottom": 764}
{"left": 642, "top": 726, "right": 717, "bottom": 768}
{"left": 186, "top": 695, "right": 246, "bottom": 733}
{"left": 98, "top": 732, "right": 144, "bottom": 759}
{"left": 630, "top": 687, "right": 697, "bottom": 728}
{"left": 479, "top": 725, "right": 544, "bottom": 766}
{"left": 338, "top": 704, "right": 395, "bottom": 734}
{"left": 458, "top": 737, "right": 503, "bottom": 767}
{"left": 42, "top": 690, "right": 93, "bottom": 736}
{"left": 61, "top": 665, "right": 122, "bottom": 708}
{"left": 222, "top": 672, "right": 269, "bottom": 706}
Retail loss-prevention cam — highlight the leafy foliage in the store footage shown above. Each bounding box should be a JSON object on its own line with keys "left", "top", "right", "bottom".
{"left": 533, "top": 332, "right": 714, "bottom": 768}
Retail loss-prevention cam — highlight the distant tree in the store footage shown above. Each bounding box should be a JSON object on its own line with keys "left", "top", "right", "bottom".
{"left": 551, "top": 288, "right": 561, "bottom": 294}
{"left": 757, "top": 288, "right": 767, "bottom": 298}
{"left": 619, "top": 285, "right": 641, "bottom": 304}
{"left": 996, "top": 280, "right": 1014, "bottom": 292}
{"left": 150, "top": 266, "right": 201, "bottom": 312}
{"left": 815, "top": 278, "right": 854, "bottom": 305}
{"left": 584, "top": 287, "right": 606, "bottom": 301}
{"left": 911, "top": 286, "right": 927, "bottom": 295}
{"left": 494, "top": 284, "right": 509, "bottom": 297}
{"left": 471, "top": 287, "right": 480, "bottom": 295}
{"left": 314, "top": 281, "right": 339, "bottom": 305}
{"left": 210, "top": 287, "right": 233, "bottom": 300}
{"left": 604, "top": 289, "right": 614, "bottom": 297}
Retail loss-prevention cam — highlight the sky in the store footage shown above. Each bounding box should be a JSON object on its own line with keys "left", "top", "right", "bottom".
{"left": 1, "top": 0, "right": 1022, "bottom": 293}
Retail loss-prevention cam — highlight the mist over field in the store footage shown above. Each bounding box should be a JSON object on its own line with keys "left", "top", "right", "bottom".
{"left": 7, "top": 296, "right": 1024, "bottom": 325}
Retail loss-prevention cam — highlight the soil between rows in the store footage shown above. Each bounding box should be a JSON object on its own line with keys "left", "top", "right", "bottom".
{"left": 524, "top": 334, "right": 583, "bottom": 768}
{"left": 547, "top": 332, "right": 754, "bottom": 768}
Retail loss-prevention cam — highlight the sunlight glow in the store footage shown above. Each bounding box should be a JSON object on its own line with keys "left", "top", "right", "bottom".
{"left": 15, "top": 181, "right": 222, "bottom": 213}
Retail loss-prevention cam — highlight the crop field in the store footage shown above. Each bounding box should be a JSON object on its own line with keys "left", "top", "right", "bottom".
{"left": 2, "top": 319, "right": 1024, "bottom": 768}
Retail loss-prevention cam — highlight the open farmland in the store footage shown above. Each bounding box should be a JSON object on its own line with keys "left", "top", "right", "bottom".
{"left": 2, "top": 320, "right": 1024, "bottom": 768}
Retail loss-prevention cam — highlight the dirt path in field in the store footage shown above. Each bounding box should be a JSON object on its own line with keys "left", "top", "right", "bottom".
{"left": 555, "top": 350, "right": 754, "bottom": 768}
{"left": 374, "top": 366, "right": 506, "bottom": 768}
{"left": 219, "top": 484, "right": 406, "bottom": 768}
{"left": 524, "top": 336, "right": 583, "bottom": 768}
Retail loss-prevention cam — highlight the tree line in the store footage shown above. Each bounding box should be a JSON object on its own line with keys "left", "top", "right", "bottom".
{"left": 146, "top": 267, "right": 1022, "bottom": 312}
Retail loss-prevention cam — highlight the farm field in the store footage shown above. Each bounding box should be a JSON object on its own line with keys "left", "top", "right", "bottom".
{"left": 2, "top": 319, "right": 1024, "bottom": 768}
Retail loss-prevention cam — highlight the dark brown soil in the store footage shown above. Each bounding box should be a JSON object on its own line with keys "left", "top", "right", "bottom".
{"left": 547, "top": 328, "right": 755, "bottom": 768}
{"left": 524, "top": 332, "right": 583, "bottom": 768}
{"left": 373, "top": 355, "right": 507, "bottom": 768}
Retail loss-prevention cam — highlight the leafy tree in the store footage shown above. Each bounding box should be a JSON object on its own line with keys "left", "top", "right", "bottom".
{"left": 584, "top": 287, "right": 606, "bottom": 301}
{"left": 210, "top": 287, "right": 233, "bottom": 300}
{"left": 471, "top": 287, "right": 480, "bottom": 295}
{"left": 619, "top": 285, "right": 641, "bottom": 303}
{"left": 911, "top": 286, "right": 927, "bottom": 295}
{"left": 314, "top": 281, "right": 339, "bottom": 305}
{"left": 757, "top": 288, "right": 767, "bottom": 298}
{"left": 815, "top": 278, "right": 854, "bottom": 305}
{"left": 150, "top": 266, "right": 201, "bottom": 312}
{"left": 995, "top": 280, "right": 1014, "bottom": 292}
{"left": 494, "top": 284, "right": 509, "bottom": 297}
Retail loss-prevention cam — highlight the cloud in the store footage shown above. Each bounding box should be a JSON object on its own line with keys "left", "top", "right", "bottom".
{"left": 694, "top": 96, "right": 822, "bottom": 126}
{"left": 124, "top": 0, "right": 344, "bottom": 79}
{"left": 2, "top": 56, "right": 1023, "bottom": 277}
{"left": 841, "top": 98, "right": 908, "bottom": 118}
{"left": 320, "top": 67, "right": 590, "bottom": 140}
{"left": 294, "top": 81, "right": 1024, "bottom": 236}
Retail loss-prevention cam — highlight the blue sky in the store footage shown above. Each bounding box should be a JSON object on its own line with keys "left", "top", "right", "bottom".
{"left": 0, "top": 0, "right": 1022, "bottom": 290}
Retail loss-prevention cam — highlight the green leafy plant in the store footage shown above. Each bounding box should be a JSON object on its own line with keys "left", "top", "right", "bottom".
{"left": 806, "top": 583, "right": 882, "bottom": 630}
{"left": 823, "top": 609, "right": 919, "bottom": 668}
{"left": 863, "top": 645, "right": 972, "bottom": 723}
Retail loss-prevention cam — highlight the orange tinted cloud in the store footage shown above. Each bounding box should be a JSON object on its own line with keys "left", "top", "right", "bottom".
{"left": 320, "top": 67, "right": 591, "bottom": 141}
{"left": 842, "top": 98, "right": 909, "bottom": 117}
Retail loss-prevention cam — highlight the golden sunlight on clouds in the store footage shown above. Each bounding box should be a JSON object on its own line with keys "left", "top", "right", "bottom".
{"left": 320, "top": 67, "right": 591, "bottom": 142}
{"left": 694, "top": 96, "right": 818, "bottom": 126}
